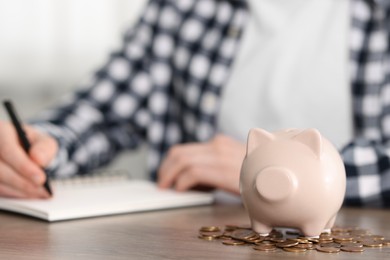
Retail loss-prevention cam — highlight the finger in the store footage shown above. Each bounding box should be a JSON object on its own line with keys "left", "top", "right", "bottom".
{"left": 0, "top": 183, "right": 26, "bottom": 198}
{"left": 0, "top": 183, "right": 49, "bottom": 199}
{"left": 174, "top": 169, "right": 200, "bottom": 192}
{"left": 157, "top": 144, "right": 208, "bottom": 189}
{"left": 0, "top": 137, "right": 46, "bottom": 186}
{"left": 29, "top": 131, "right": 58, "bottom": 167}
{"left": 174, "top": 166, "right": 218, "bottom": 191}
{"left": 0, "top": 161, "right": 49, "bottom": 198}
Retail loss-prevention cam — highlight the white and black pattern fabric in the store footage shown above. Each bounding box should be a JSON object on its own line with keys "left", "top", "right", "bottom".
{"left": 30, "top": 0, "right": 390, "bottom": 207}
{"left": 31, "top": 0, "right": 248, "bottom": 179}
{"left": 341, "top": 0, "right": 390, "bottom": 207}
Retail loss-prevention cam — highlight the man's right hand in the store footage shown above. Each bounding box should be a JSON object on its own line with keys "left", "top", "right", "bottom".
{"left": 0, "top": 121, "right": 58, "bottom": 198}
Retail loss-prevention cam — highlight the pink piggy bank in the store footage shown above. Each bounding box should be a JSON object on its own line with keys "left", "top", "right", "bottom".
{"left": 240, "top": 128, "right": 346, "bottom": 237}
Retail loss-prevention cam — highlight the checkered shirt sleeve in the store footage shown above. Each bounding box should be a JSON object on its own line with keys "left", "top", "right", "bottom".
{"left": 341, "top": 0, "right": 390, "bottom": 207}
{"left": 30, "top": 0, "right": 163, "bottom": 178}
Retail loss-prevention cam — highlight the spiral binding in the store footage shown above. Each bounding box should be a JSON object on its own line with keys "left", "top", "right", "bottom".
{"left": 51, "top": 169, "right": 131, "bottom": 187}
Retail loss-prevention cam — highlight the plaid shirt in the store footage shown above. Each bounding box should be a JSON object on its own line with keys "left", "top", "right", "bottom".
{"left": 32, "top": 0, "right": 390, "bottom": 207}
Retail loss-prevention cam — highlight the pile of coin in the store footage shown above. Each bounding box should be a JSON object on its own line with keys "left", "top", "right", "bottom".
{"left": 198, "top": 225, "right": 390, "bottom": 253}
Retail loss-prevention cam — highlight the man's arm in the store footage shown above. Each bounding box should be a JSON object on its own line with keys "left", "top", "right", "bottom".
{"left": 28, "top": 0, "right": 163, "bottom": 178}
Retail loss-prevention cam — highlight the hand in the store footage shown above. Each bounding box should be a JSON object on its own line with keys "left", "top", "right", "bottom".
{"left": 157, "top": 134, "right": 246, "bottom": 194}
{"left": 0, "top": 121, "right": 58, "bottom": 198}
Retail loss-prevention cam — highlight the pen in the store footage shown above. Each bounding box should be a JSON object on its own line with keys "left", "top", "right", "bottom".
{"left": 3, "top": 100, "right": 52, "bottom": 196}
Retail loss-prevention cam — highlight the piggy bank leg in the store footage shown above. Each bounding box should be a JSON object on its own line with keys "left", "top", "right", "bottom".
{"left": 251, "top": 220, "right": 272, "bottom": 236}
{"left": 323, "top": 214, "right": 337, "bottom": 233}
{"left": 300, "top": 221, "right": 328, "bottom": 238}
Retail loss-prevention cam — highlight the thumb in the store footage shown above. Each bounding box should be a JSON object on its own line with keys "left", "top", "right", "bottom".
{"left": 29, "top": 134, "right": 58, "bottom": 168}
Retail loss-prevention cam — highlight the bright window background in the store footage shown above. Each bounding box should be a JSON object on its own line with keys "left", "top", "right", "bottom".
{"left": 0, "top": 0, "right": 148, "bottom": 176}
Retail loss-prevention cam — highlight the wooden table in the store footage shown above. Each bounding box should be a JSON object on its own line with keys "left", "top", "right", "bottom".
{"left": 0, "top": 204, "right": 389, "bottom": 259}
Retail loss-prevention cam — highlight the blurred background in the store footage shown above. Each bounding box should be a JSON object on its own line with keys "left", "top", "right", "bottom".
{"left": 0, "top": 0, "right": 148, "bottom": 177}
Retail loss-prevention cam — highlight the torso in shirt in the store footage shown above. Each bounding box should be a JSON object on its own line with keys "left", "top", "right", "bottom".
{"left": 218, "top": 0, "right": 352, "bottom": 148}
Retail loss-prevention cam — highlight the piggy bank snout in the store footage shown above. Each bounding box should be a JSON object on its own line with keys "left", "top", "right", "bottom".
{"left": 255, "top": 167, "right": 297, "bottom": 202}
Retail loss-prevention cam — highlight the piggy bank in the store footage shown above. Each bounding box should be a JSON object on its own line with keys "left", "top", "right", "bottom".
{"left": 240, "top": 128, "right": 346, "bottom": 237}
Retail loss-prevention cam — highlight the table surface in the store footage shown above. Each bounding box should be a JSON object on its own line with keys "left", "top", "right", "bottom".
{"left": 0, "top": 204, "right": 389, "bottom": 260}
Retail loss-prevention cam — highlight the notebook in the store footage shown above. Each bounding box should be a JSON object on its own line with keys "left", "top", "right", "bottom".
{"left": 0, "top": 175, "right": 214, "bottom": 221}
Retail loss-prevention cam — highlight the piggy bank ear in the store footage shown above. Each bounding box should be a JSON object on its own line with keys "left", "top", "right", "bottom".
{"left": 246, "top": 128, "right": 274, "bottom": 155}
{"left": 293, "top": 128, "right": 322, "bottom": 158}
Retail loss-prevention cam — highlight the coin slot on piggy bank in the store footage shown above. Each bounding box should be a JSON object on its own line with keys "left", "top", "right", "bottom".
{"left": 240, "top": 128, "right": 346, "bottom": 237}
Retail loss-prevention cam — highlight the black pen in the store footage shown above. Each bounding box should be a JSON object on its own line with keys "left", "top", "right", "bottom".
{"left": 3, "top": 100, "right": 52, "bottom": 196}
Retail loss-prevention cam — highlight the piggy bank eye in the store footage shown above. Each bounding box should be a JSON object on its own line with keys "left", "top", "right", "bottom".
{"left": 255, "top": 167, "right": 297, "bottom": 202}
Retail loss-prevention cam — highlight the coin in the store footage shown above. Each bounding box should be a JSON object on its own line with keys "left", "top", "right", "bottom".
{"left": 340, "top": 242, "right": 362, "bottom": 247}
{"left": 316, "top": 246, "right": 340, "bottom": 253}
{"left": 198, "top": 235, "right": 215, "bottom": 241}
{"left": 296, "top": 237, "right": 310, "bottom": 243}
{"left": 295, "top": 243, "right": 314, "bottom": 249}
{"left": 199, "top": 231, "right": 222, "bottom": 238}
{"left": 371, "top": 235, "right": 385, "bottom": 241}
{"left": 283, "top": 247, "right": 307, "bottom": 253}
{"left": 382, "top": 240, "right": 390, "bottom": 246}
{"left": 307, "top": 237, "right": 320, "bottom": 243}
{"left": 320, "top": 242, "right": 340, "bottom": 248}
{"left": 341, "top": 246, "right": 365, "bottom": 252}
{"left": 270, "top": 238, "right": 285, "bottom": 243}
{"left": 319, "top": 233, "right": 333, "bottom": 240}
{"left": 197, "top": 224, "right": 388, "bottom": 255}
{"left": 269, "top": 230, "right": 283, "bottom": 238}
{"left": 253, "top": 244, "right": 276, "bottom": 252}
{"left": 333, "top": 235, "right": 354, "bottom": 242}
{"left": 222, "top": 239, "right": 246, "bottom": 246}
{"left": 231, "top": 229, "right": 257, "bottom": 240}
{"left": 362, "top": 241, "right": 383, "bottom": 247}
{"left": 275, "top": 240, "right": 299, "bottom": 248}
{"left": 350, "top": 229, "right": 370, "bottom": 236}
{"left": 200, "top": 226, "right": 220, "bottom": 232}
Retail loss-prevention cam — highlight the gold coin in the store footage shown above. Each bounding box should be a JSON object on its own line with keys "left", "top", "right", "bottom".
{"left": 295, "top": 243, "right": 314, "bottom": 250}
{"left": 341, "top": 242, "right": 362, "bottom": 247}
{"left": 363, "top": 241, "right": 383, "bottom": 247}
{"left": 333, "top": 235, "right": 354, "bottom": 242}
{"left": 269, "top": 231, "right": 283, "bottom": 238}
{"left": 331, "top": 227, "right": 347, "bottom": 233}
{"left": 246, "top": 234, "right": 261, "bottom": 241}
{"left": 224, "top": 225, "right": 240, "bottom": 231}
{"left": 319, "top": 233, "right": 333, "bottom": 239}
{"left": 316, "top": 246, "right": 340, "bottom": 253}
{"left": 199, "top": 231, "right": 222, "bottom": 238}
{"left": 320, "top": 242, "right": 340, "bottom": 248}
{"left": 270, "top": 238, "right": 285, "bottom": 243}
{"left": 355, "top": 237, "right": 375, "bottom": 243}
{"left": 371, "top": 235, "right": 385, "bottom": 241}
{"left": 222, "top": 239, "right": 246, "bottom": 246}
{"left": 197, "top": 224, "right": 388, "bottom": 255}
{"left": 200, "top": 226, "right": 220, "bottom": 232}
{"left": 198, "top": 235, "right": 214, "bottom": 241}
{"left": 341, "top": 246, "right": 365, "bottom": 252}
{"left": 307, "top": 237, "right": 320, "bottom": 243}
{"left": 296, "top": 237, "right": 310, "bottom": 243}
{"left": 231, "top": 229, "right": 257, "bottom": 240}
{"left": 222, "top": 231, "right": 233, "bottom": 237}
{"left": 283, "top": 247, "right": 307, "bottom": 253}
{"left": 357, "top": 234, "right": 375, "bottom": 240}
{"left": 251, "top": 236, "right": 266, "bottom": 243}
{"left": 275, "top": 240, "right": 299, "bottom": 248}
{"left": 350, "top": 229, "right": 370, "bottom": 236}
{"left": 381, "top": 239, "right": 390, "bottom": 246}
{"left": 253, "top": 244, "right": 276, "bottom": 252}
